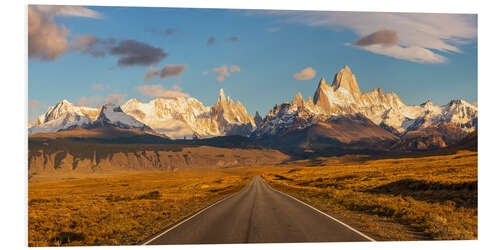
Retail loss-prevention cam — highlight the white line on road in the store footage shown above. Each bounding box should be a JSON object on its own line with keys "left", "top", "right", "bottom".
{"left": 141, "top": 178, "right": 254, "bottom": 245}
{"left": 265, "top": 180, "right": 376, "bottom": 242}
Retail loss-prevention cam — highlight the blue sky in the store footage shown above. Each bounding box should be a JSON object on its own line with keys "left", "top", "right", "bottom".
{"left": 28, "top": 6, "right": 477, "bottom": 120}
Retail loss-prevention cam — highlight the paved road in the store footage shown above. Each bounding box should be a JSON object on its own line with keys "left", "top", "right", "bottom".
{"left": 144, "top": 176, "right": 374, "bottom": 245}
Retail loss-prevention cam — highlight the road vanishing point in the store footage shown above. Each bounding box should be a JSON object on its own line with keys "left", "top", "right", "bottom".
{"left": 143, "top": 176, "right": 375, "bottom": 245}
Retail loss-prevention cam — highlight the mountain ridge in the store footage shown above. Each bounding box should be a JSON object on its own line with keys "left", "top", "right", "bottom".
{"left": 29, "top": 66, "right": 477, "bottom": 152}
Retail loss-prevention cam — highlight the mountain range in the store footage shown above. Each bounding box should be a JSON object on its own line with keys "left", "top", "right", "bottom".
{"left": 29, "top": 66, "right": 477, "bottom": 153}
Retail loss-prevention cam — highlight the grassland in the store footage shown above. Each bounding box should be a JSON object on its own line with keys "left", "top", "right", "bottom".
{"left": 28, "top": 150, "right": 477, "bottom": 246}
{"left": 28, "top": 168, "right": 262, "bottom": 246}
{"left": 262, "top": 150, "right": 478, "bottom": 241}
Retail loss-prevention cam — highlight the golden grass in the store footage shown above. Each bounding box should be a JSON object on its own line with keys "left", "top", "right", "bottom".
{"left": 28, "top": 168, "right": 261, "bottom": 246}
{"left": 261, "top": 150, "right": 478, "bottom": 241}
{"left": 29, "top": 150, "right": 477, "bottom": 246}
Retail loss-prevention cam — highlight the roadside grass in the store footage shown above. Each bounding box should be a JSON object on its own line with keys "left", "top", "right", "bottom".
{"left": 28, "top": 169, "right": 256, "bottom": 246}
{"left": 28, "top": 150, "right": 477, "bottom": 245}
{"left": 262, "top": 150, "right": 477, "bottom": 241}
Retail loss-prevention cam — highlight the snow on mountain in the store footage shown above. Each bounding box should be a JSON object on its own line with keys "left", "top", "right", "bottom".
{"left": 258, "top": 65, "right": 477, "bottom": 136}
{"left": 91, "top": 104, "right": 152, "bottom": 130}
{"left": 28, "top": 100, "right": 99, "bottom": 134}
{"left": 121, "top": 89, "right": 255, "bottom": 139}
{"left": 29, "top": 66, "right": 476, "bottom": 141}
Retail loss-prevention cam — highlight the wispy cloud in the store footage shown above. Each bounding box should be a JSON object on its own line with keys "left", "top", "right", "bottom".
{"left": 293, "top": 67, "right": 316, "bottom": 80}
{"left": 260, "top": 11, "right": 477, "bottom": 63}
{"left": 136, "top": 84, "right": 189, "bottom": 99}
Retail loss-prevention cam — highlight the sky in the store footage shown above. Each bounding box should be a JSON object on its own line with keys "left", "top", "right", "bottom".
{"left": 28, "top": 5, "right": 477, "bottom": 122}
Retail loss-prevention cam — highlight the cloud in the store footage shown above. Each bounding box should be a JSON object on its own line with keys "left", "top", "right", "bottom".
{"left": 76, "top": 93, "right": 127, "bottom": 107}
{"left": 76, "top": 95, "right": 104, "bottom": 107}
{"left": 216, "top": 75, "right": 225, "bottom": 82}
{"left": 230, "top": 65, "right": 241, "bottom": 72}
{"left": 28, "top": 99, "right": 47, "bottom": 126}
{"left": 91, "top": 83, "right": 110, "bottom": 91}
{"left": 261, "top": 11, "right": 476, "bottom": 63}
{"left": 214, "top": 65, "right": 229, "bottom": 82}
{"left": 214, "top": 65, "right": 229, "bottom": 76}
{"left": 160, "top": 65, "right": 186, "bottom": 78}
{"left": 28, "top": 99, "right": 45, "bottom": 108}
{"left": 227, "top": 36, "right": 239, "bottom": 42}
{"left": 144, "top": 67, "right": 158, "bottom": 81}
{"left": 293, "top": 67, "right": 316, "bottom": 80}
{"left": 69, "top": 35, "right": 116, "bottom": 57}
{"left": 32, "top": 5, "right": 102, "bottom": 19}
{"left": 136, "top": 84, "right": 189, "bottom": 99}
{"left": 110, "top": 40, "right": 167, "bottom": 67}
{"left": 28, "top": 6, "right": 69, "bottom": 61}
{"left": 144, "top": 64, "right": 186, "bottom": 81}
{"left": 103, "top": 94, "right": 127, "bottom": 105}
{"left": 212, "top": 65, "right": 241, "bottom": 82}
{"left": 360, "top": 44, "right": 446, "bottom": 64}
{"left": 207, "top": 37, "right": 216, "bottom": 46}
{"left": 28, "top": 5, "right": 102, "bottom": 61}
{"left": 354, "top": 29, "right": 398, "bottom": 47}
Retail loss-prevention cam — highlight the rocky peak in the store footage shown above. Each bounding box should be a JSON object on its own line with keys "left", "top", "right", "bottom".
{"left": 292, "top": 92, "right": 305, "bottom": 107}
{"left": 313, "top": 77, "right": 331, "bottom": 104}
{"left": 420, "top": 100, "right": 434, "bottom": 108}
{"left": 306, "top": 96, "right": 314, "bottom": 107}
{"left": 332, "top": 65, "right": 361, "bottom": 98}
{"left": 218, "top": 88, "right": 226, "bottom": 104}
{"left": 254, "top": 111, "right": 263, "bottom": 128}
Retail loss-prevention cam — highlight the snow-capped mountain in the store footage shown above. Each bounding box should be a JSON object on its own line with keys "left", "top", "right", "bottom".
{"left": 89, "top": 104, "right": 152, "bottom": 131}
{"left": 29, "top": 65, "right": 477, "bottom": 148}
{"left": 122, "top": 89, "right": 255, "bottom": 139}
{"left": 30, "top": 89, "right": 255, "bottom": 139}
{"left": 257, "top": 66, "right": 477, "bottom": 138}
{"left": 28, "top": 100, "right": 99, "bottom": 134}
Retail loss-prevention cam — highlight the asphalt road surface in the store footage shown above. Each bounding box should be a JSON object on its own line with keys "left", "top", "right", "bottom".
{"left": 144, "top": 176, "right": 374, "bottom": 245}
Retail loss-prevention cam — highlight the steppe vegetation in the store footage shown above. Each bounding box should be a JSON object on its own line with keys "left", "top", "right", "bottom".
{"left": 28, "top": 169, "right": 261, "bottom": 246}
{"left": 28, "top": 150, "right": 477, "bottom": 246}
{"left": 263, "top": 150, "right": 478, "bottom": 240}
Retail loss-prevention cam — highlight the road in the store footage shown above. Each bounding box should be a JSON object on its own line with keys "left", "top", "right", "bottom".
{"left": 144, "top": 176, "right": 374, "bottom": 245}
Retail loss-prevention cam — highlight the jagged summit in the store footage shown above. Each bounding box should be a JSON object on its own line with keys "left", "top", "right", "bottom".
{"left": 292, "top": 92, "right": 305, "bottom": 107}
{"left": 92, "top": 103, "right": 151, "bottom": 131}
{"left": 29, "top": 66, "right": 477, "bottom": 144}
{"left": 332, "top": 65, "right": 361, "bottom": 98}
{"left": 218, "top": 88, "right": 226, "bottom": 101}
{"left": 257, "top": 65, "right": 477, "bottom": 137}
